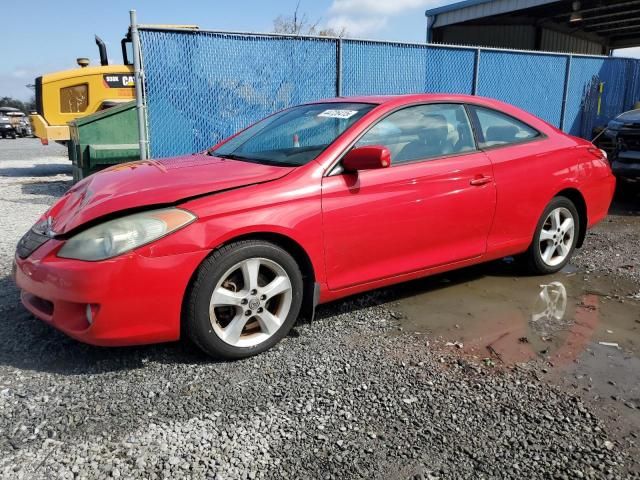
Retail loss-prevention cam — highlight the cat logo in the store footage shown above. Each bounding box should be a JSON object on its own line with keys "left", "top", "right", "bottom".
{"left": 103, "top": 74, "right": 135, "bottom": 88}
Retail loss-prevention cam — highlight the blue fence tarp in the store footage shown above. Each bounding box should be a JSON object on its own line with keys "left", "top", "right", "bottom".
{"left": 139, "top": 29, "right": 640, "bottom": 158}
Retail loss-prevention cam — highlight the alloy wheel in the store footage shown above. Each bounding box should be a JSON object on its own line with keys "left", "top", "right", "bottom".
{"left": 209, "top": 257, "right": 293, "bottom": 347}
{"left": 538, "top": 207, "right": 575, "bottom": 267}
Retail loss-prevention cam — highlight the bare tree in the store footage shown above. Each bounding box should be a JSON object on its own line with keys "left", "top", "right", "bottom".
{"left": 273, "top": 1, "right": 347, "bottom": 37}
{"left": 0, "top": 96, "right": 35, "bottom": 113}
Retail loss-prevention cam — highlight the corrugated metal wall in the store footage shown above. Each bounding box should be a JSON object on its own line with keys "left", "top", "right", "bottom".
{"left": 540, "top": 29, "right": 603, "bottom": 56}
{"left": 441, "top": 25, "right": 535, "bottom": 50}
{"left": 438, "top": 26, "right": 604, "bottom": 55}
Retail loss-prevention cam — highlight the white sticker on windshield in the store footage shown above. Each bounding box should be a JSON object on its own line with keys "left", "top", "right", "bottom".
{"left": 317, "top": 109, "right": 358, "bottom": 119}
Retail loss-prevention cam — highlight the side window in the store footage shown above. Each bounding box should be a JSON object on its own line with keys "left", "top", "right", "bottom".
{"left": 471, "top": 106, "right": 539, "bottom": 148}
{"left": 60, "top": 84, "right": 89, "bottom": 113}
{"left": 355, "top": 104, "right": 476, "bottom": 165}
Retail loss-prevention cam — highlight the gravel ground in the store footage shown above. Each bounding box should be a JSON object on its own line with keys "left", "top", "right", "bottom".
{"left": 0, "top": 139, "right": 638, "bottom": 479}
{"left": 573, "top": 194, "right": 640, "bottom": 286}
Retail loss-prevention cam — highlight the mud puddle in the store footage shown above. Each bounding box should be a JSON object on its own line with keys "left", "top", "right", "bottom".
{"left": 381, "top": 261, "right": 639, "bottom": 439}
{"left": 388, "top": 265, "right": 638, "bottom": 364}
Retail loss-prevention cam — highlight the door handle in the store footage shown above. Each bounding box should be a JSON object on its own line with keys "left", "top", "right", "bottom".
{"left": 470, "top": 175, "right": 493, "bottom": 186}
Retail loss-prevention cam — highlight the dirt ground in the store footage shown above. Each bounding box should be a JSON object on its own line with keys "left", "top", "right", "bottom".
{"left": 0, "top": 138, "right": 638, "bottom": 479}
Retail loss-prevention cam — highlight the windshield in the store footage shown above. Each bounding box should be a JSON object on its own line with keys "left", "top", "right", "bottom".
{"left": 211, "top": 102, "right": 375, "bottom": 166}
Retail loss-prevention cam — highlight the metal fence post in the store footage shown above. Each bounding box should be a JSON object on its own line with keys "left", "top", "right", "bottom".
{"left": 560, "top": 54, "right": 572, "bottom": 132}
{"left": 130, "top": 10, "right": 148, "bottom": 160}
{"left": 336, "top": 37, "right": 343, "bottom": 97}
{"left": 621, "top": 59, "right": 631, "bottom": 110}
{"left": 472, "top": 48, "right": 481, "bottom": 95}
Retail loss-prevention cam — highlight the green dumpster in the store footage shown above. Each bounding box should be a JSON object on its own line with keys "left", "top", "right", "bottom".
{"left": 68, "top": 101, "right": 141, "bottom": 183}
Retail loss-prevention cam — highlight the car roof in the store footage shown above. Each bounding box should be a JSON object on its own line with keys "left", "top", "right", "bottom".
{"left": 311, "top": 93, "right": 561, "bottom": 136}
{"left": 314, "top": 93, "right": 482, "bottom": 105}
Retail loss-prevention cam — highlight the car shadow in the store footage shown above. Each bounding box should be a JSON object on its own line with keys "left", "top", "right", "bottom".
{"left": 21, "top": 179, "right": 72, "bottom": 195}
{"left": 609, "top": 190, "right": 640, "bottom": 216}
{"left": 0, "top": 275, "right": 216, "bottom": 376}
{"left": 0, "top": 164, "right": 72, "bottom": 178}
{"left": 312, "top": 259, "right": 520, "bottom": 323}
{"left": 0, "top": 260, "right": 522, "bottom": 376}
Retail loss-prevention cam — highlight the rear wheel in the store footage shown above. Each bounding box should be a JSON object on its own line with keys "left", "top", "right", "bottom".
{"left": 185, "top": 240, "right": 303, "bottom": 359}
{"left": 526, "top": 197, "right": 579, "bottom": 274}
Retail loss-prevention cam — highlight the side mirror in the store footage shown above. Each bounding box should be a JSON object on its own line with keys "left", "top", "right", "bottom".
{"left": 342, "top": 145, "right": 391, "bottom": 172}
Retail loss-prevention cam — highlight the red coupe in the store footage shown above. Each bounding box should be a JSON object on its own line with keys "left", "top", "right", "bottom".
{"left": 14, "top": 94, "right": 615, "bottom": 358}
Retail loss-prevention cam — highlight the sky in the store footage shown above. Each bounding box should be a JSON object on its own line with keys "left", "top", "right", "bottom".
{"left": 2, "top": 0, "right": 639, "bottom": 101}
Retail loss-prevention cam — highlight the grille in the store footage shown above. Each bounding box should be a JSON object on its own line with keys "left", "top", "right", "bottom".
{"left": 16, "top": 229, "right": 49, "bottom": 259}
{"left": 23, "top": 293, "right": 54, "bottom": 317}
{"left": 620, "top": 132, "right": 640, "bottom": 151}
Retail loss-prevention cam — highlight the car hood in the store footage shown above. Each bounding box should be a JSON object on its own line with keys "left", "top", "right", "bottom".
{"left": 616, "top": 109, "right": 640, "bottom": 124}
{"left": 46, "top": 154, "right": 295, "bottom": 234}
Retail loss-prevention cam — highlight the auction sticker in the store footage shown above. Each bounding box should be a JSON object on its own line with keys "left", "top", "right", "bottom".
{"left": 317, "top": 109, "right": 358, "bottom": 119}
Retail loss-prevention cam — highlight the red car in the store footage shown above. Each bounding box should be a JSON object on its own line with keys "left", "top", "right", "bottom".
{"left": 14, "top": 94, "right": 615, "bottom": 358}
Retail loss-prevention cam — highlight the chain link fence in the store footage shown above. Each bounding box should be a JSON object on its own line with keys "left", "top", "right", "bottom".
{"left": 138, "top": 27, "right": 640, "bottom": 158}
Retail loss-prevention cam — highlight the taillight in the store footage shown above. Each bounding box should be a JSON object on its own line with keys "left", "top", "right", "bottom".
{"left": 587, "top": 146, "right": 611, "bottom": 170}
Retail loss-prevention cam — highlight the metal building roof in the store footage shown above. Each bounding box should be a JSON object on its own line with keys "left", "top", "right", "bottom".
{"left": 425, "top": 0, "right": 554, "bottom": 27}
{"left": 425, "top": 0, "right": 640, "bottom": 50}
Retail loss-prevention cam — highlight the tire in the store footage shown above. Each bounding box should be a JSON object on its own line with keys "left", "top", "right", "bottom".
{"left": 185, "top": 240, "right": 304, "bottom": 359}
{"left": 525, "top": 196, "right": 580, "bottom": 274}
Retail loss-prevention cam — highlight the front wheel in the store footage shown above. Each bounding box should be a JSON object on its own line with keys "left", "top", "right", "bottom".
{"left": 185, "top": 240, "right": 304, "bottom": 359}
{"left": 525, "top": 197, "right": 579, "bottom": 274}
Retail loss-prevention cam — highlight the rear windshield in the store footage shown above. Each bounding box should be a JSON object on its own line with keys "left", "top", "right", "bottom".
{"left": 211, "top": 102, "right": 375, "bottom": 167}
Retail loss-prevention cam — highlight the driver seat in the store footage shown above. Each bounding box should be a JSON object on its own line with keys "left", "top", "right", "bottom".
{"left": 395, "top": 114, "right": 453, "bottom": 162}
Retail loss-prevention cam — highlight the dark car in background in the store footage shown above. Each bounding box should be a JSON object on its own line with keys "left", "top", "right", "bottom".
{"left": 596, "top": 109, "right": 640, "bottom": 187}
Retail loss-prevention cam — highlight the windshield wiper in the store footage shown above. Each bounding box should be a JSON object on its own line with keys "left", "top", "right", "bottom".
{"left": 211, "top": 152, "right": 255, "bottom": 161}
{"left": 211, "top": 152, "right": 294, "bottom": 168}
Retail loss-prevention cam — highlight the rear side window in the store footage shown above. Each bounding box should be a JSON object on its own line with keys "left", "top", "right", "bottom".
{"left": 471, "top": 106, "right": 539, "bottom": 148}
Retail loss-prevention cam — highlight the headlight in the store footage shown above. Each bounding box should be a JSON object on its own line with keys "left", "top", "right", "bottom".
{"left": 607, "top": 119, "right": 625, "bottom": 130}
{"left": 58, "top": 208, "right": 196, "bottom": 261}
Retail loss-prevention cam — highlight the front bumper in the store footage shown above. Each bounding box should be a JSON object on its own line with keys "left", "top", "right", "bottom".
{"left": 601, "top": 129, "right": 640, "bottom": 182}
{"left": 14, "top": 237, "right": 209, "bottom": 346}
{"left": 29, "top": 114, "right": 70, "bottom": 142}
{"left": 611, "top": 150, "right": 640, "bottom": 182}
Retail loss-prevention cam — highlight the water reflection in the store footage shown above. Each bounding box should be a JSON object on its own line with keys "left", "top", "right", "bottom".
{"left": 531, "top": 281, "right": 567, "bottom": 327}
{"left": 388, "top": 267, "right": 637, "bottom": 368}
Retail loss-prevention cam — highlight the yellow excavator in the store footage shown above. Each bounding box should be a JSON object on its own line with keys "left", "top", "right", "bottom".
{"left": 32, "top": 25, "right": 198, "bottom": 146}
{"left": 31, "top": 35, "right": 136, "bottom": 145}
